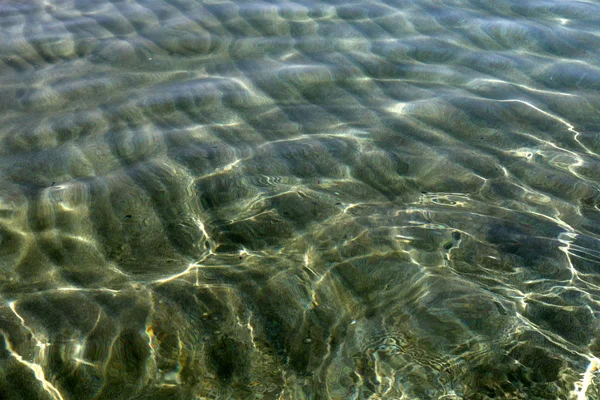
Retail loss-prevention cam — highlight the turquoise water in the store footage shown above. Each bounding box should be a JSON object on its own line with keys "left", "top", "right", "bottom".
{"left": 1, "top": 0, "right": 600, "bottom": 399}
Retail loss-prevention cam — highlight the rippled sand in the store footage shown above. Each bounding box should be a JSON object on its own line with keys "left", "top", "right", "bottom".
{"left": 1, "top": 0, "right": 600, "bottom": 399}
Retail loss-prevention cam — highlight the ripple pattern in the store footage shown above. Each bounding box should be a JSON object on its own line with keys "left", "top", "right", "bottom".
{"left": 1, "top": 0, "right": 600, "bottom": 399}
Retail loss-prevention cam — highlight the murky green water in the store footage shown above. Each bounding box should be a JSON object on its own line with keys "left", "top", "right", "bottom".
{"left": 1, "top": 0, "right": 600, "bottom": 399}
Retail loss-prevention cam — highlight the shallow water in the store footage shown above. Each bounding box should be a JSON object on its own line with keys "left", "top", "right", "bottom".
{"left": 1, "top": 0, "right": 600, "bottom": 399}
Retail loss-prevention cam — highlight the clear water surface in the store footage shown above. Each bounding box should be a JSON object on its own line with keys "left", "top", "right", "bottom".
{"left": 1, "top": 0, "right": 600, "bottom": 399}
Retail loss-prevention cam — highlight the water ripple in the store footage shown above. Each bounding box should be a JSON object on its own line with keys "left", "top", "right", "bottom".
{"left": 1, "top": 0, "right": 600, "bottom": 399}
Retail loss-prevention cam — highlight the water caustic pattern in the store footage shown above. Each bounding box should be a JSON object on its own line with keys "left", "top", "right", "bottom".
{"left": 0, "top": 0, "right": 600, "bottom": 398}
